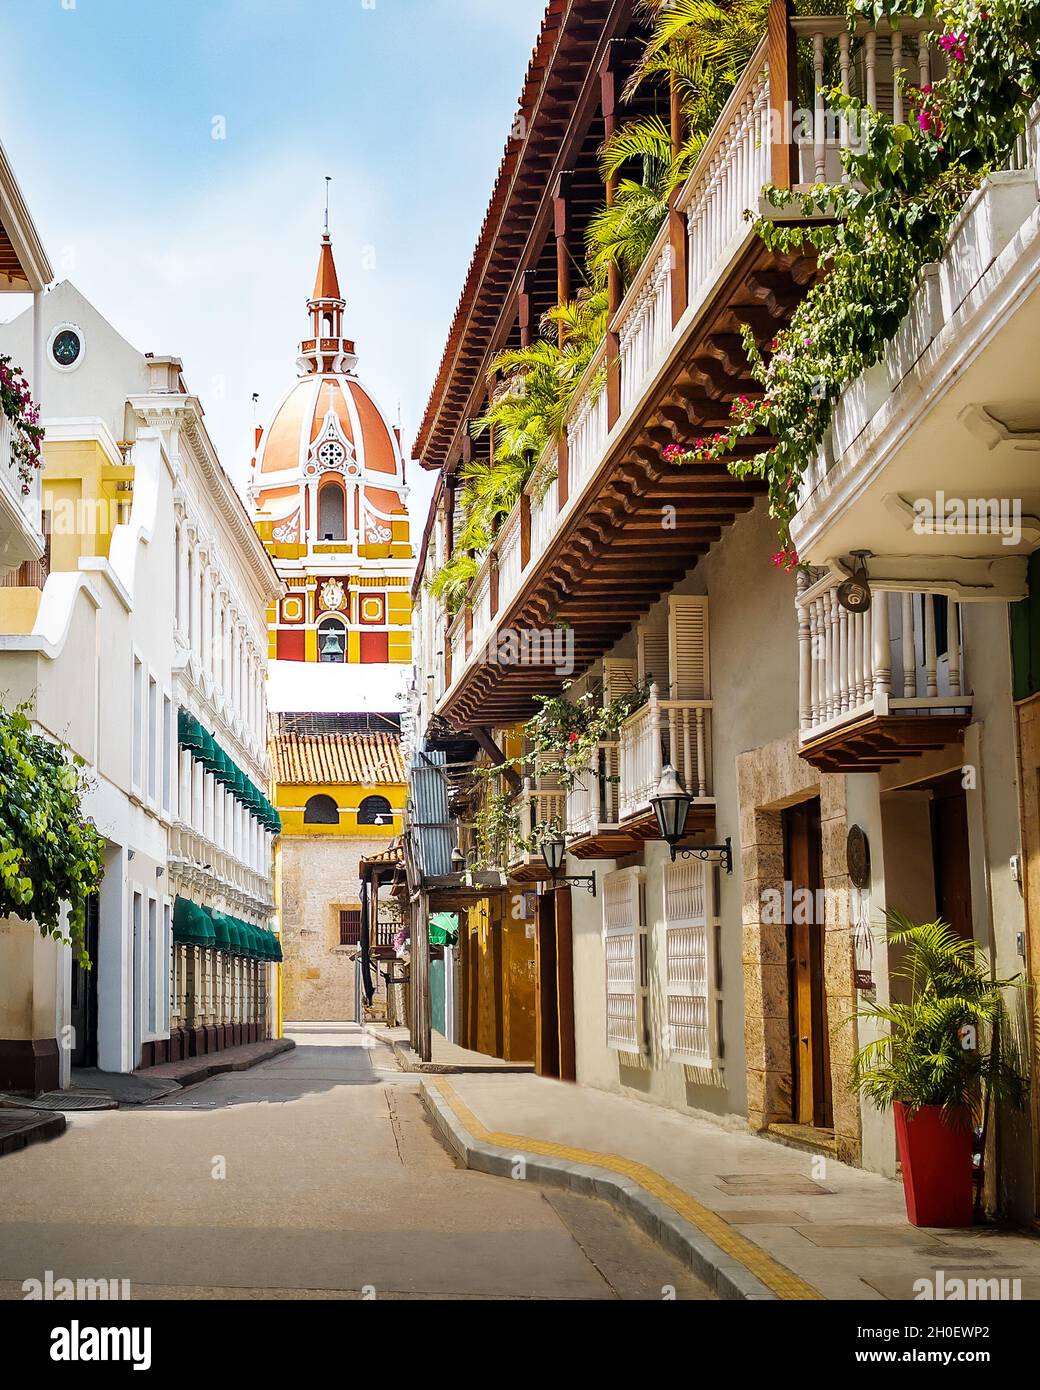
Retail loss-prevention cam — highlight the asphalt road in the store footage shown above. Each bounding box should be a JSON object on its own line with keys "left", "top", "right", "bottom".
{"left": 0, "top": 1024, "right": 711, "bottom": 1301}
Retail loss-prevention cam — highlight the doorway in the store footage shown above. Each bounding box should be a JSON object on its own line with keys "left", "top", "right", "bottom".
{"left": 782, "top": 798, "right": 832, "bottom": 1128}
{"left": 535, "top": 887, "right": 575, "bottom": 1081}
{"left": 929, "top": 772, "right": 974, "bottom": 941}
{"left": 70, "top": 895, "right": 100, "bottom": 1068}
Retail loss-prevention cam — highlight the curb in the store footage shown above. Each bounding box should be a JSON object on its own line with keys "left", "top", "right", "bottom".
{"left": 365, "top": 1025, "right": 534, "bottom": 1074}
{"left": 419, "top": 1078, "right": 782, "bottom": 1301}
{"left": 139, "top": 1038, "right": 296, "bottom": 1098}
{"left": 0, "top": 1109, "right": 67, "bottom": 1156}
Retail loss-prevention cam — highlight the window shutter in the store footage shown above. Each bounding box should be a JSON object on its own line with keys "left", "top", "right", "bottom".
{"left": 662, "top": 858, "right": 720, "bottom": 1066}
{"left": 603, "top": 867, "right": 647, "bottom": 1054}
{"left": 637, "top": 622, "right": 669, "bottom": 693}
{"left": 668, "top": 596, "right": 710, "bottom": 700}
{"left": 602, "top": 657, "right": 638, "bottom": 705}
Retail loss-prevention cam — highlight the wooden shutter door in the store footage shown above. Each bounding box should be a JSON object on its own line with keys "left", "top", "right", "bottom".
{"left": 662, "top": 859, "right": 719, "bottom": 1067}
{"left": 603, "top": 868, "right": 647, "bottom": 1054}
{"left": 668, "top": 596, "right": 710, "bottom": 700}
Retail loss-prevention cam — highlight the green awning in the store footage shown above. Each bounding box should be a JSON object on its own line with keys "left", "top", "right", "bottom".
{"left": 172, "top": 897, "right": 215, "bottom": 948}
{"left": 226, "top": 918, "right": 244, "bottom": 955}
{"left": 429, "top": 912, "right": 458, "bottom": 946}
{"left": 177, "top": 710, "right": 282, "bottom": 835}
{"left": 209, "top": 910, "right": 233, "bottom": 951}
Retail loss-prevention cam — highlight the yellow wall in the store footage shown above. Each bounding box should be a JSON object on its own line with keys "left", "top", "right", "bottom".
{"left": 42, "top": 439, "right": 134, "bottom": 571}
{"left": 275, "top": 778, "right": 408, "bottom": 838}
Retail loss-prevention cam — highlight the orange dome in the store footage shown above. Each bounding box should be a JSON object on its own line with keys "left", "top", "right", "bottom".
{"left": 254, "top": 373, "right": 402, "bottom": 480}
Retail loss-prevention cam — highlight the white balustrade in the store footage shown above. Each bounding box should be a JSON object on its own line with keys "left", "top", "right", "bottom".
{"left": 619, "top": 686, "right": 713, "bottom": 821}
{"left": 470, "top": 562, "right": 492, "bottom": 651}
{"left": 797, "top": 572, "right": 973, "bottom": 737}
{"left": 565, "top": 358, "right": 609, "bottom": 497}
{"left": 680, "top": 53, "right": 770, "bottom": 311}
{"left": 618, "top": 240, "right": 673, "bottom": 417}
{"left": 497, "top": 510, "right": 521, "bottom": 611}
{"left": 528, "top": 442, "right": 558, "bottom": 561}
{"left": 566, "top": 741, "right": 621, "bottom": 841}
{"left": 508, "top": 774, "right": 566, "bottom": 870}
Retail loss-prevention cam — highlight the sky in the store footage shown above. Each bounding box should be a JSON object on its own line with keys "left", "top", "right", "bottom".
{"left": 0, "top": 0, "right": 548, "bottom": 523}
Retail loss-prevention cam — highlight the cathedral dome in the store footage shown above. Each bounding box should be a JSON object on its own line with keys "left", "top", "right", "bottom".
{"left": 250, "top": 226, "right": 408, "bottom": 551}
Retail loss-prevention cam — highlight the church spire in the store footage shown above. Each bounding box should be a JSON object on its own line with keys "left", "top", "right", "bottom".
{"left": 298, "top": 180, "right": 357, "bottom": 377}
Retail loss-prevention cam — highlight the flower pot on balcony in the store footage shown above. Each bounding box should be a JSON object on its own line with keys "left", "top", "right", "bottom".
{"left": 893, "top": 1101, "right": 974, "bottom": 1228}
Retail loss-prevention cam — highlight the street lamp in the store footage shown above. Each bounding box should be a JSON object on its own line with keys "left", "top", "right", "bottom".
{"left": 649, "top": 765, "right": 734, "bottom": 873}
{"left": 538, "top": 831, "right": 596, "bottom": 896}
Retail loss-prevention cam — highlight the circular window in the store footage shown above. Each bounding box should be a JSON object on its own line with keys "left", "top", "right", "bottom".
{"left": 317, "top": 440, "right": 345, "bottom": 468}
{"left": 49, "top": 325, "right": 84, "bottom": 371}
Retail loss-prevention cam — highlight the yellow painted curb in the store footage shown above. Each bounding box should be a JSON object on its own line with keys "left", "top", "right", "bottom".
{"left": 431, "top": 1076, "right": 823, "bottom": 1301}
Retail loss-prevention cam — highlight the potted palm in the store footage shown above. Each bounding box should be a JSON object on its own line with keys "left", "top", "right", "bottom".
{"left": 852, "top": 913, "right": 1031, "bottom": 1227}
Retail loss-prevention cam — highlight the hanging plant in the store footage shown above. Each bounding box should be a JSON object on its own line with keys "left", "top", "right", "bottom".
{"left": 523, "top": 678, "right": 653, "bottom": 790}
{"left": 472, "top": 788, "right": 522, "bottom": 870}
{"left": 0, "top": 354, "right": 44, "bottom": 494}
{"left": 0, "top": 703, "right": 106, "bottom": 962}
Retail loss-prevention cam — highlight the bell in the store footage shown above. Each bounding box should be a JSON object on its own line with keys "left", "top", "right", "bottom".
{"left": 320, "top": 630, "right": 344, "bottom": 659}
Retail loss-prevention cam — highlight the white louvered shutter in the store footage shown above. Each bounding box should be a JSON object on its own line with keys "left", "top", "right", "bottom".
{"left": 662, "top": 858, "right": 720, "bottom": 1067}
{"left": 602, "top": 657, "right": 638, "bottom": 705}
{"left": 668, "top": 596, "right": 710, "bottom": 700}
{"left": 603, "top": 867, "right": 647, "bottom": 1054}
{"left": 637, "top": 621, "right": 669, "bottom": 693}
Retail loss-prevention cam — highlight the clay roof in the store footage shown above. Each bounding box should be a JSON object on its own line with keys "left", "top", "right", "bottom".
{"left": 271, "top": 730, "right": 406, "bottom": 786}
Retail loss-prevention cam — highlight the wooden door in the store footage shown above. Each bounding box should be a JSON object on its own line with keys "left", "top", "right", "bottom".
{"left": 930, "top": 776, "right": 974, "bottom": 941}
{"left": 783, "top": 799, "right": 832, "bottom": 1128}
{"left": 1015, "top": 694, "right": 1040, "bottom": 1217}
{"left": 534, "top": 890, "right": 559, "bottom": 1078}
{"left": 70, "top": 895, "right": 100, "bottom": 1068}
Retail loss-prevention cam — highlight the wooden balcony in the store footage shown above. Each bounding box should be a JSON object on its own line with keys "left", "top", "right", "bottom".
{"left": 797, "top": 571, "right": 973, "bottom": 771}
{"left": 617, "top": 687, "right": 715, "bottom": 838}
{"left": 565, "top": 741, "right": 644, "bottom": 859}
{"left": 506, "top": 774, "right": 566, "bottom": 883}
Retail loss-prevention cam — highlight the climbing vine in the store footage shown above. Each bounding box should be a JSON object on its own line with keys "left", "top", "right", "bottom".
{"left": 0, "top": 355, "right": 44, "bottom": 494}
{"left": 0, "top": 703, "right": 106, "bottom": 959}
{"left": 663, "top": 0, "right": 1040, "bottom": 555}
{"left": 523, "top": 679, "right": 652, "bottom": 790}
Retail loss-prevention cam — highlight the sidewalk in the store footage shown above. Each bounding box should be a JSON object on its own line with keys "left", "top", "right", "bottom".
{"left": 421, "top": 1072, "right": 1040, "bottom": 1301}
{"left": 0, "top": 1108, "right": 65, "bottom": 1155}
{"left": 367, "top": 1025, "right": 534, "bottom": 1074}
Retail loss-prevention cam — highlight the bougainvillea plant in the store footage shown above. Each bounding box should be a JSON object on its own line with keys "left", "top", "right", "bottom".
{"left": 662, "top": 0, "right": 1040, "bottom": 556}
{"left": 0, "top": 703, "right": 106, "bottom": 962}
{"left": 523, "top": 678, "right": 653, "bottom": 790}
{"left": 0, "top": 354, "right": 44, "bottom": 494}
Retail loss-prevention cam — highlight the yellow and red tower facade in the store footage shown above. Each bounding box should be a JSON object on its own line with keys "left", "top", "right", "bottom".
{"left": 250, "top": 227, "right": 412, "bottom": 704}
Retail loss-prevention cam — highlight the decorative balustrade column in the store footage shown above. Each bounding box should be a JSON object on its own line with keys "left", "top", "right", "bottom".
{"left": 797, "top": 571, "right": 812, "bottom": 731}
{"left": 872, "top": 590, "right": 892, "bottom": 703}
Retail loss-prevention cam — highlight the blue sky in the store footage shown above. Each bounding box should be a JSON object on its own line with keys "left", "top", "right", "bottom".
{"left": 0, "top": 0, "right": 547, "bottom": 516}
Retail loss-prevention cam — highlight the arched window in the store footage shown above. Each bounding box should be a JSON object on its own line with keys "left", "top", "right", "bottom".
{"left": 318, "top": 478, "right": 347, "bottom": 541}
{"left": 303, "top": 794, "right": 339, "bottom": 825}
{"left": 317, "top": 616, "right": 346, "bottom": 664}
{"left": 322, "top": 311, "right": 334, "bottom": 336}
{"left": 358, "top": 794, "right": 393, "bottom": 826}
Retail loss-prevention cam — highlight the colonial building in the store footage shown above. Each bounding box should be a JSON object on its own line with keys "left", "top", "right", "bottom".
{"left": 407, "top": 0, "right": 1040, "bottom": 1224}
{"left": 270, "top": 713, "right": 406, "bottom": 1021}
{"left": 0, "top": 261, "right": 281, "bottom": 1090}
{"left": 251, "top": 223, "right": 413, "bottom": 1021}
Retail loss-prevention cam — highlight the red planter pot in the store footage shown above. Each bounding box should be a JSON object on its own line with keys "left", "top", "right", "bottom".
{"left": 894, "top": 1101, "right": 974, "bottom": 1227}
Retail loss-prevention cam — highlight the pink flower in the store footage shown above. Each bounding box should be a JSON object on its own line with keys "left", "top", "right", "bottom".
{"left": 662, "top": 443, "right": 683, "bottom": 462}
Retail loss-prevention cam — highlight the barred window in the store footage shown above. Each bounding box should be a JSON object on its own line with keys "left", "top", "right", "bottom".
{"left": 339, "top": 908, "right": 362, "bottom": 947}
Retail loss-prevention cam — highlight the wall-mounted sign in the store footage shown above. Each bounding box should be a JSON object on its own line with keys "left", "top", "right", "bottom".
{"left": 846, "top": 824, "right": 871, "bottom": 890}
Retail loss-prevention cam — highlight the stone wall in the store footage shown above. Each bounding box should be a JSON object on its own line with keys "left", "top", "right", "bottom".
{"left": 278, "top": 833, "right": 393, "bottom": 1022}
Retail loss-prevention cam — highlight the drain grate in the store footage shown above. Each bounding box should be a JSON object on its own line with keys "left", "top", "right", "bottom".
{"left": 25, "top": 1091, "right": 116, "bottom": 1112}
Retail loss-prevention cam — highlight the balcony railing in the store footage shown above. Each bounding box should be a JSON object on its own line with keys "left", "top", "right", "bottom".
{"left": 0, "top": 411, "right": 44, "bottom": 570}
{"left": 434, "top": 10, "right": 943, "bottom": 706}
{"left": 507, "top": 774, "right": 565, "bottom": 874}
{"left": 619, "top": 686, "right": 713, "bottom": 822}
{"left": 565, "top": 741, "right": 620, "bottom": 843}
{"left": 797, "top": 572, "right": 973, "bottom": 739}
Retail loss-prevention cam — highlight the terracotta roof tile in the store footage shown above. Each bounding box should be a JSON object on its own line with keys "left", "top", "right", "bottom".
{"left": 271, "top": 730, "right": 405, "bottom": 786}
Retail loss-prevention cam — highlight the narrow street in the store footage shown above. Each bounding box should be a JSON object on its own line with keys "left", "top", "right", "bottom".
{"left": 0, "top": 1027, "right": 710, "bottom": 1302}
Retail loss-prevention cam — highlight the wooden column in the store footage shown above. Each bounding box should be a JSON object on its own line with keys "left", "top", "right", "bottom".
{"left": 489, "top": 552, "right": 499, "bottom": 619}
{"left": 554, "top": 887, "right": 576, "bottom": 1082}
{"left": 518, "top": 268, "right": 536, "bottom": 348}
{"left": 520, "top": 491, "right": 532, "bottom": 570}
{"left": 669, "top": 72, "right": 689, "bottom": 326}
{"left": 600, "top": 44, "right": 623, "bottom": 429}
{"left": 767, "top": 0, "right": 798, "bottom": 190}
{"left": 557, "top": 431, "right": 570, "bottom": 512}
{"left": 553, "top": 171, "right": 574, "bottom": 339}
{"left": 444, "top": 475, "right": 456, "bottom": 559}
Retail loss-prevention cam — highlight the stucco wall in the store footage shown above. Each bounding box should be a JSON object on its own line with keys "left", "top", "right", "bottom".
{"left": 278, "top": 832, "right": 393, "bottom": 1021}
{"left": 569, "top": 499, "right": 803, "bottom": 1125}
